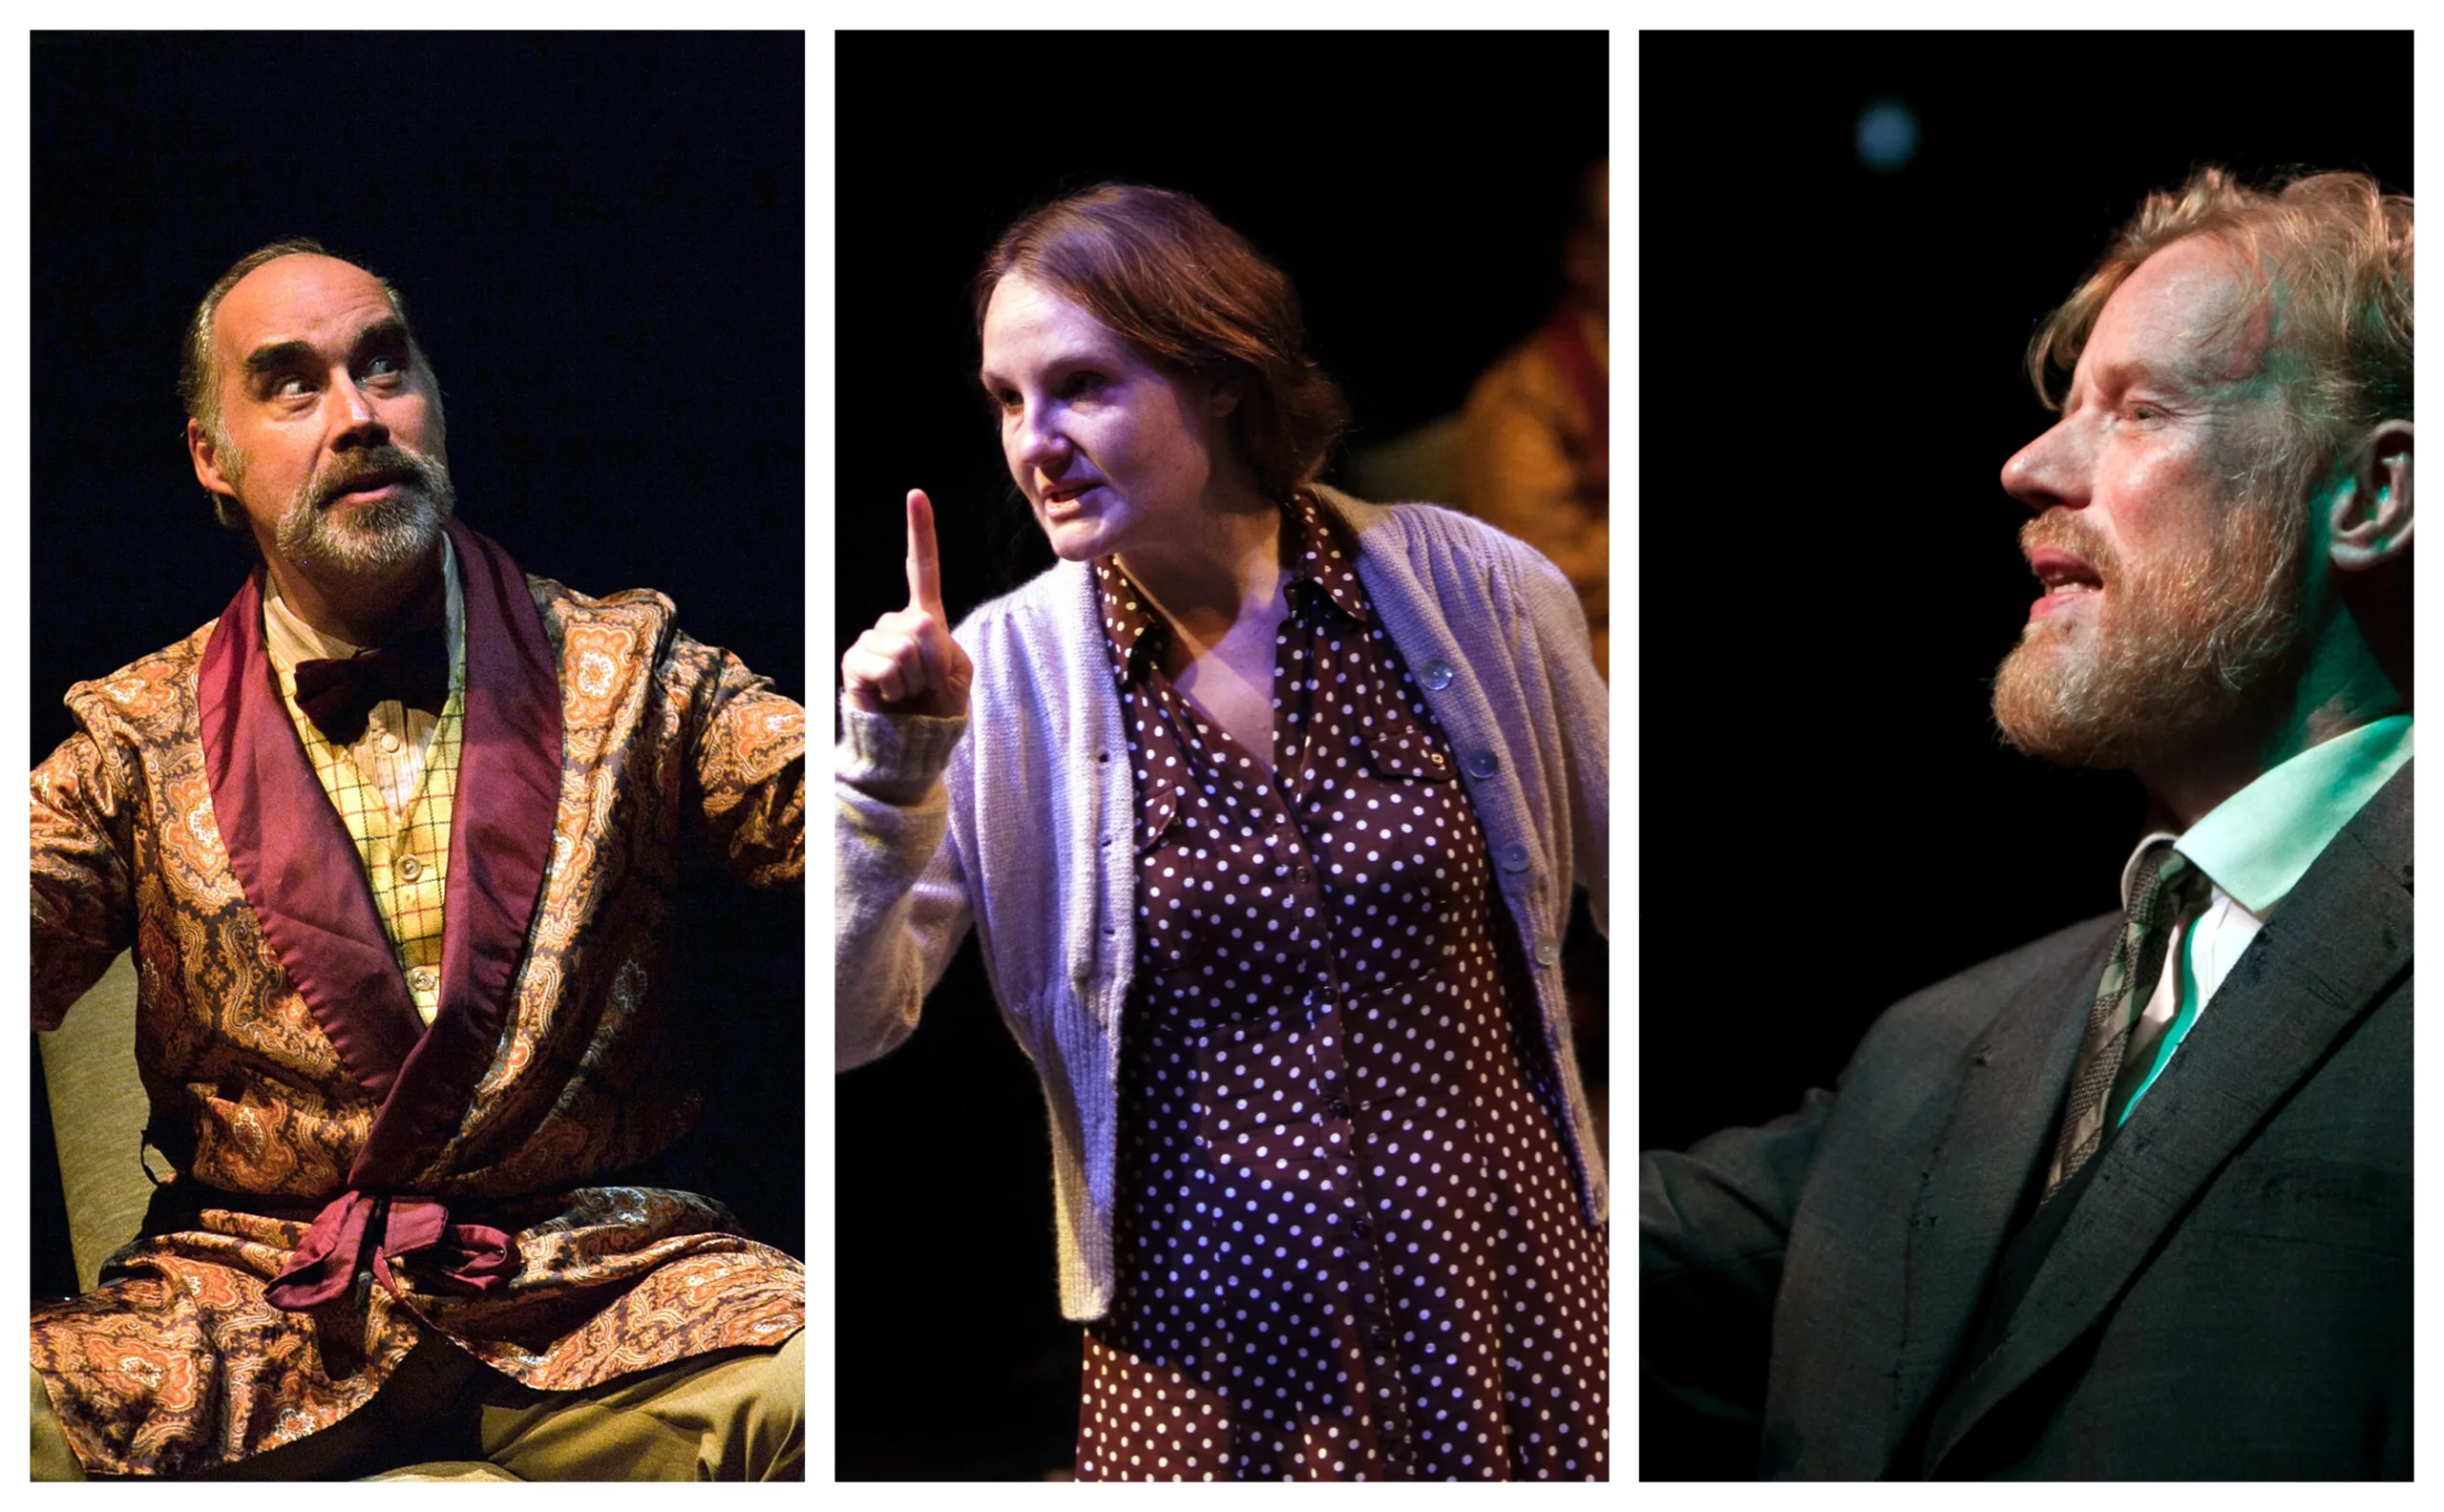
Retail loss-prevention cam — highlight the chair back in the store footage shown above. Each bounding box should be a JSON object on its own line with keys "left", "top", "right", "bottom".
{"left": 38, "top": 953, "right": 155, "bottom": 1293}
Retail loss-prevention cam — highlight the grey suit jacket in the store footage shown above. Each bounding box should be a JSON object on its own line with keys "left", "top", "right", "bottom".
{"left": 1643, "top": 764, "right": 2412, "bottom": 1479}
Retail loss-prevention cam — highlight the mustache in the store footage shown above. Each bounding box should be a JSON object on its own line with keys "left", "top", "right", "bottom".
{"left": 312, "top": 446, "right": 450, "bottom": 509}
{"left": 2020, "top": 512, "right": 2120, "bottom": 580}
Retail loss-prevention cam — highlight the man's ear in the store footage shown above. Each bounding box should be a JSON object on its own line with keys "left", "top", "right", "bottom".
{"left": 186, "top": 418, "right": 245, "bottom": 525}
{"left": 2328, "top": 419, "right": 2412, "bottom": 573}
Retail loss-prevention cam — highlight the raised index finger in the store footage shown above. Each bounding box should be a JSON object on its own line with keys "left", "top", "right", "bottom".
{"left": 905, "top": 489, "right": 943, "bottom": 612}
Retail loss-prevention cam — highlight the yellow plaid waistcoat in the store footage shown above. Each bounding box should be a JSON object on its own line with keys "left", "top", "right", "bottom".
{"left": 274, "top": 681, "right": 463, "bottom": 1025}
{"left": 263, "top": 549, "right": 468, "bottom": 1028}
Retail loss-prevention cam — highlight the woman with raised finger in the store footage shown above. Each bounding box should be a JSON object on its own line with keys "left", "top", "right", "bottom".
{"left": 835, "top": 183, "right": 1609, "bottom": 1481}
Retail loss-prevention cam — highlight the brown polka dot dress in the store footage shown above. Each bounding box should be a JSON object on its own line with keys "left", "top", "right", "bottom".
{"left": 1073, "top": 495, "right": 1608, "bottom": 1481}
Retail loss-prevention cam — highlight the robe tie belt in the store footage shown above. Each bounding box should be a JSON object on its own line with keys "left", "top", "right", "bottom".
{"left": 263, "top": 1188, "right": 519, "bottom": 1312}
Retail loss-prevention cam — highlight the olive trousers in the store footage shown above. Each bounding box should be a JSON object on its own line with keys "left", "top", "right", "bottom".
{"left": 32, "top": 1329, "right": 803, "bottom": 1481}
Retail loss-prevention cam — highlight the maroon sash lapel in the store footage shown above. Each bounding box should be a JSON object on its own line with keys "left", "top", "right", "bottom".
{"left": 199, "top": 569, "right": 427, "bottom": 1098}
{"left": 202, "top": 522, "right": 563, "bottom": 1310}
{"left": 348, "top": 519, "right": 562, "bottom": 1186}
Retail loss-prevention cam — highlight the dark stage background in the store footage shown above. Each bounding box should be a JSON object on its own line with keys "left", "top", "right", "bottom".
{"left": 30, "top": 34, "right": 806, "bottom": 1294}
{"left": 1637, "top": 32, "right": 2411, "bottom": 1478}
{"left": 833, "top": 31, "right": 1609, "bottom": 1480}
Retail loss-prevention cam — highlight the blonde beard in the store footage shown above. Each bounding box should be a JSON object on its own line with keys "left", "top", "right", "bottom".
{"left": 1991, "top": 491, "right": 2307, "bottom": 769}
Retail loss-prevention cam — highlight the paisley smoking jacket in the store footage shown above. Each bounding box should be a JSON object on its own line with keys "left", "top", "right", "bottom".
{"left": 30, "top": 520, "right": 806, "bottom": 1477}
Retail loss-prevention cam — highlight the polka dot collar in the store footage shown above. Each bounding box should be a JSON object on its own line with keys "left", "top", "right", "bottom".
{"left": 1093, "top": 493, "right": 1370, "bottom": 686}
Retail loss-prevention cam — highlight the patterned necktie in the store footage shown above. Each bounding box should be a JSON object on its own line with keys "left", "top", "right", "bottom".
{"left": 2043, "top": 843, "right": 2206, "bottom": 1202}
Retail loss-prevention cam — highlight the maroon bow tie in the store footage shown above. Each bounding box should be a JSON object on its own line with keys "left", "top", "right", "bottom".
{"left": 292, "top": 626, "right": 450, "bottom": 746}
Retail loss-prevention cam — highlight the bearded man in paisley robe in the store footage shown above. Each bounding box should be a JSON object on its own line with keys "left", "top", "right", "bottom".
{"left": 30, "top": 241, "right": 806, "bottom": 1480}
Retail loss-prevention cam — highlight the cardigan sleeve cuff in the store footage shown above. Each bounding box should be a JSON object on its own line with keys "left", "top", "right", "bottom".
{"left": 835, "top": 702, "right": 969, "bottom": 801}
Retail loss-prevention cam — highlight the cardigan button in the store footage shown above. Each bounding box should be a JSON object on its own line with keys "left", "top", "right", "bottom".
{"left": 1465, "top": 751, "right": 1498, "bottom": 779}
{"left": 1534, "top": 937, "right": 1561, "bottom": 966}
{"left": 1498, "top": 843, "right": 1530, "bottom": 874}
{"left": 1419, "top": 659, "right": 1455, "bottom": 691}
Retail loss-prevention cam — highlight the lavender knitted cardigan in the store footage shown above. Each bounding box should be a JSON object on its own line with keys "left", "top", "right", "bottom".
{"left": 835, "top": 488, "right": 1610, "bottom": 1321}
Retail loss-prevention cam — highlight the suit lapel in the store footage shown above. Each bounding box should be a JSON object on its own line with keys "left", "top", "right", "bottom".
{"left": 1891, "top": 916, "right": 2111, "bottom": 1449}
{"left": 1926, "top": 764, "right": 2413, "bottom": 1470}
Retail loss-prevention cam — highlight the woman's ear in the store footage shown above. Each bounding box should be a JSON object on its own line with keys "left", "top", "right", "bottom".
{"left": 2328, "top": 420, "right": 2412, "bottom": 573}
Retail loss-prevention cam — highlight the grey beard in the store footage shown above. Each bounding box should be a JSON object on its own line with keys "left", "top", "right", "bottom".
{"left": 272, "top": 453, "right": 458, "bottom": 578}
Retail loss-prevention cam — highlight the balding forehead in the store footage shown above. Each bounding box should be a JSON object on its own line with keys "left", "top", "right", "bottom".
{"left": 213, "top": 254, "right": 399, "bottom": 349}
{"left": 227, "top": 250, "right": 383, "bottom": 292}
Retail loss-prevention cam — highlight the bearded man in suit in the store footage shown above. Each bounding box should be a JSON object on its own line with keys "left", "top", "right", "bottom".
{"left": 1642, "top": 168, "right": 2412, "bottom": 1479}
{"left": 30, "top": 242, "right": 806, "bottom": 1480}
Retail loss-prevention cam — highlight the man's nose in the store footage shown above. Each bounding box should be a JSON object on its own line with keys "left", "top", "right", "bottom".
{"left": 2000, "top": 420, "right": 2082, "bottom": 514}
{"left": 327, "top": 373, "right": 390, "bottom": 449}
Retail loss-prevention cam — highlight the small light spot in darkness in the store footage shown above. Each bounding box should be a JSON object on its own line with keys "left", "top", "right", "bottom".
{"left": 1857, "top": 97, "right": 1919, "bottom": 173}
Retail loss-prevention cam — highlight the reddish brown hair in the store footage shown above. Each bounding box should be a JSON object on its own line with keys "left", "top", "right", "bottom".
{"left": 975, "top": 183, "right": 1350, "bottom": 501}
{"left": 2030, "top": 167, "right": 2413, "bottom": 503}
